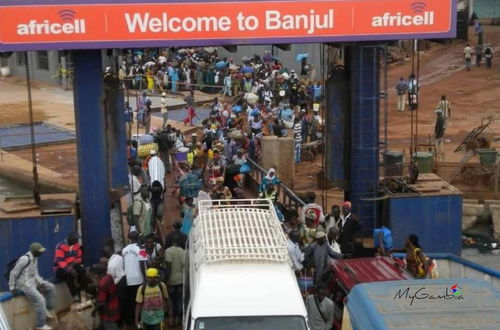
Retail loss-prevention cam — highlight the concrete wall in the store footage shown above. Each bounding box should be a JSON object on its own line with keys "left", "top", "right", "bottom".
{"left": 5, "top": 50, "right": 112, "bottom": 87}
{"left": 217, "top": 43, "right": 325, "bottom": 80}
{"left": 472, "top": 0, "right": 500, "bottom": 18}
{"left": 261, "top": 136, "right": 295, "bottom": 187}
{"left": 6, "top": 51, "right": 61, "bottom": 85}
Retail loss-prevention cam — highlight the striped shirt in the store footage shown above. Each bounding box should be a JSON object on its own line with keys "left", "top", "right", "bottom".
{"left": 54, "top": 240, "right": 82, "bottom": 271}
{"left": 294, "top": 123, "right": 302, "bottom": 143}
{"left": 437, "top": 100, "right": 451, "bottom": 119}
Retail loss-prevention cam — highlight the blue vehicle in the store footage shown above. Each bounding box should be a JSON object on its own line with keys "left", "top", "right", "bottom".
{"left": 328, "top": 253, "right": 500, "bottom": 330}
{"left": 343, "top": 279, "right": 500, "bottom": 330}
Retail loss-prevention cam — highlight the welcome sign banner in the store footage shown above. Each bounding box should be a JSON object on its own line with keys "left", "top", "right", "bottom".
{"left": 0, "top": 0, "right": 456, "bottom": 51}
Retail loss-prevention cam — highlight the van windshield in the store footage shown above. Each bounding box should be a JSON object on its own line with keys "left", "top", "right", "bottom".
{"left": 194, "top": 316, "right": 307, "bottom": 330}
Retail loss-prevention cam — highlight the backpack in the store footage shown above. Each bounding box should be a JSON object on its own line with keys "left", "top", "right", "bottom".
{"left": 140, "top": 282, "right": 168, "bottom": 301}
{"left": 4, "top": 254, "right": 30, "bottom": 287}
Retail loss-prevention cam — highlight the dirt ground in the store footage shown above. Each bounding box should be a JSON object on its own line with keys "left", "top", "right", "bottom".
{"left": 385, "top": 26, "right": 500, "bottom": 161}
{"left": 293, "top": 25, "right": 500, "bottom": 209}
{"left": 10, "top": 143, "right": 79, "bottom": 183}
{"left": 0, "top": 77, "right": 75, "bottom": 128}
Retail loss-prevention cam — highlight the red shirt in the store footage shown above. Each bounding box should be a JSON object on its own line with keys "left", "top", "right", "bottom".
{"left": 54, "top": 240, "right": 82, "bottom": 271}
{"left": 97, "top": 274, "right": 120, "bottom": 322}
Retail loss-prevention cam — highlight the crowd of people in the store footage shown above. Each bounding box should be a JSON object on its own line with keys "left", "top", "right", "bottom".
{"left": 9, "top": 227, "right": 187, "bottom": 330}
{"left": 125, "top": 47, "right": 325, "bottom": 165}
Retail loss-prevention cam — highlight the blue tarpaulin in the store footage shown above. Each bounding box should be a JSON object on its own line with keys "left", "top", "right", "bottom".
{"left": 0, "top": 123, "right": 76, "bottom": 149}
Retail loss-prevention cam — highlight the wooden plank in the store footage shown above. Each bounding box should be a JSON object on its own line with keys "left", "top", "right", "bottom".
{"left": 0, "top": 201, "right": 39, "bottom": 213}
{"left": 408, "top": 184, "right": 442, "bottom": 193}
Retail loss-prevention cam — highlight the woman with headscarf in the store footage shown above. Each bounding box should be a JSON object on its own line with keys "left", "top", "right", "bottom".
{"left": 258, "top": 168, "right": 281, "bottom": 193}
{"left": 393, "top": 234, "right": 437, "bottom": 279}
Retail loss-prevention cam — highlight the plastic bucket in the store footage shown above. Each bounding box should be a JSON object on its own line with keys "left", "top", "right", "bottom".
{"left": 477, "top": 149, "right": 497, "bottom": 166}
{"left": 175, "top": 152, "right": 188, "bottom": 162}
{"left": 413, "top": 152, "right": 433, "bottom": 173}
{"left": 384, "top": 151, "right": 404, "bottom": 177}
{"left": 297, "top": 276, "right": 314, "bottom": 293}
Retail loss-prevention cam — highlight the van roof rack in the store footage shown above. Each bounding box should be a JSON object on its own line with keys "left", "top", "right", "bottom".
{"left": 193, "top": 199, "right": 289, "bottom": 268}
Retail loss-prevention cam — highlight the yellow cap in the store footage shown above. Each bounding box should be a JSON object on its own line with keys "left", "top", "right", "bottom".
{"left": 146, "top": 268, "right": 159, "bottom": 278}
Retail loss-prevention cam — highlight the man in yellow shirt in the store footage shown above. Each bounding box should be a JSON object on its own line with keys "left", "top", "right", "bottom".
{"left": 135, "top": 268, "right": 171, "bottom": 330}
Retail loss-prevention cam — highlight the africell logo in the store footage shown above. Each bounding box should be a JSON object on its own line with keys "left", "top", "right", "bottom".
{"left": 16, "top": 9, "right": 86, "bottom": 36}
{"left": 371, "top": 2, "right": 435, "bottom": 27}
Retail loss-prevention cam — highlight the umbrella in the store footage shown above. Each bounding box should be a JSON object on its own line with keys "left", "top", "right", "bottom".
{"left": 241, "top": 66, "right": 254, "bottom": 74}
{"left": 203, "top": 47, "right": 216, "bottom": 53}
{"left": 296, "top": 53, "right": 309, "bottom": 62}
{"left": 215, "top": 61, "right": 227, "bottom": 70}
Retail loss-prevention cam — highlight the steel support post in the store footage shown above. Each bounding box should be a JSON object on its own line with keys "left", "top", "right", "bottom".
{"left": 349, "top": 45, "right": 380, "bottom": 233}
{"left": 72, "top": 50, "right": 111, "bottom": 265}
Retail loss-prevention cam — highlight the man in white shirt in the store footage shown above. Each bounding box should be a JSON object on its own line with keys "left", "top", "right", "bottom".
{"left": 104, "top": 247, "right": 125, "bottom": 286}
{"left": 337, "top": 201, "right": 351, "bottom": 230}
{"left": 337, "top": 201, "right": 361, "bottom": 253}
{"left": 160, "top": 92, "right": 168, "bottom": 130}
{"left": 323, "top": 205, "right": 340, "bottom": 233}
{"left": 287, "top": 231, "right": 304, "bottom": 273}
{"left": 121, "top": 231, "right": 147, "bottom": 328}
{"left": 463, "top": 44, "right": 472, "bottom": 71}
{"left": 103, "top": 245, "right": 127, "bottom": 326}
{"left": 9, "top": 243, "right": 55, "bottom": 330}
{"left": 327, "top": 227, "right": 341, "bottom": 255}
{"left": 305, "top": 287, "right": 334, "bottom": 330}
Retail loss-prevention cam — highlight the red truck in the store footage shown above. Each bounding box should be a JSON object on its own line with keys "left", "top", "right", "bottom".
{"left": 324, "top": 256, "right": 413, "bottom": 329}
